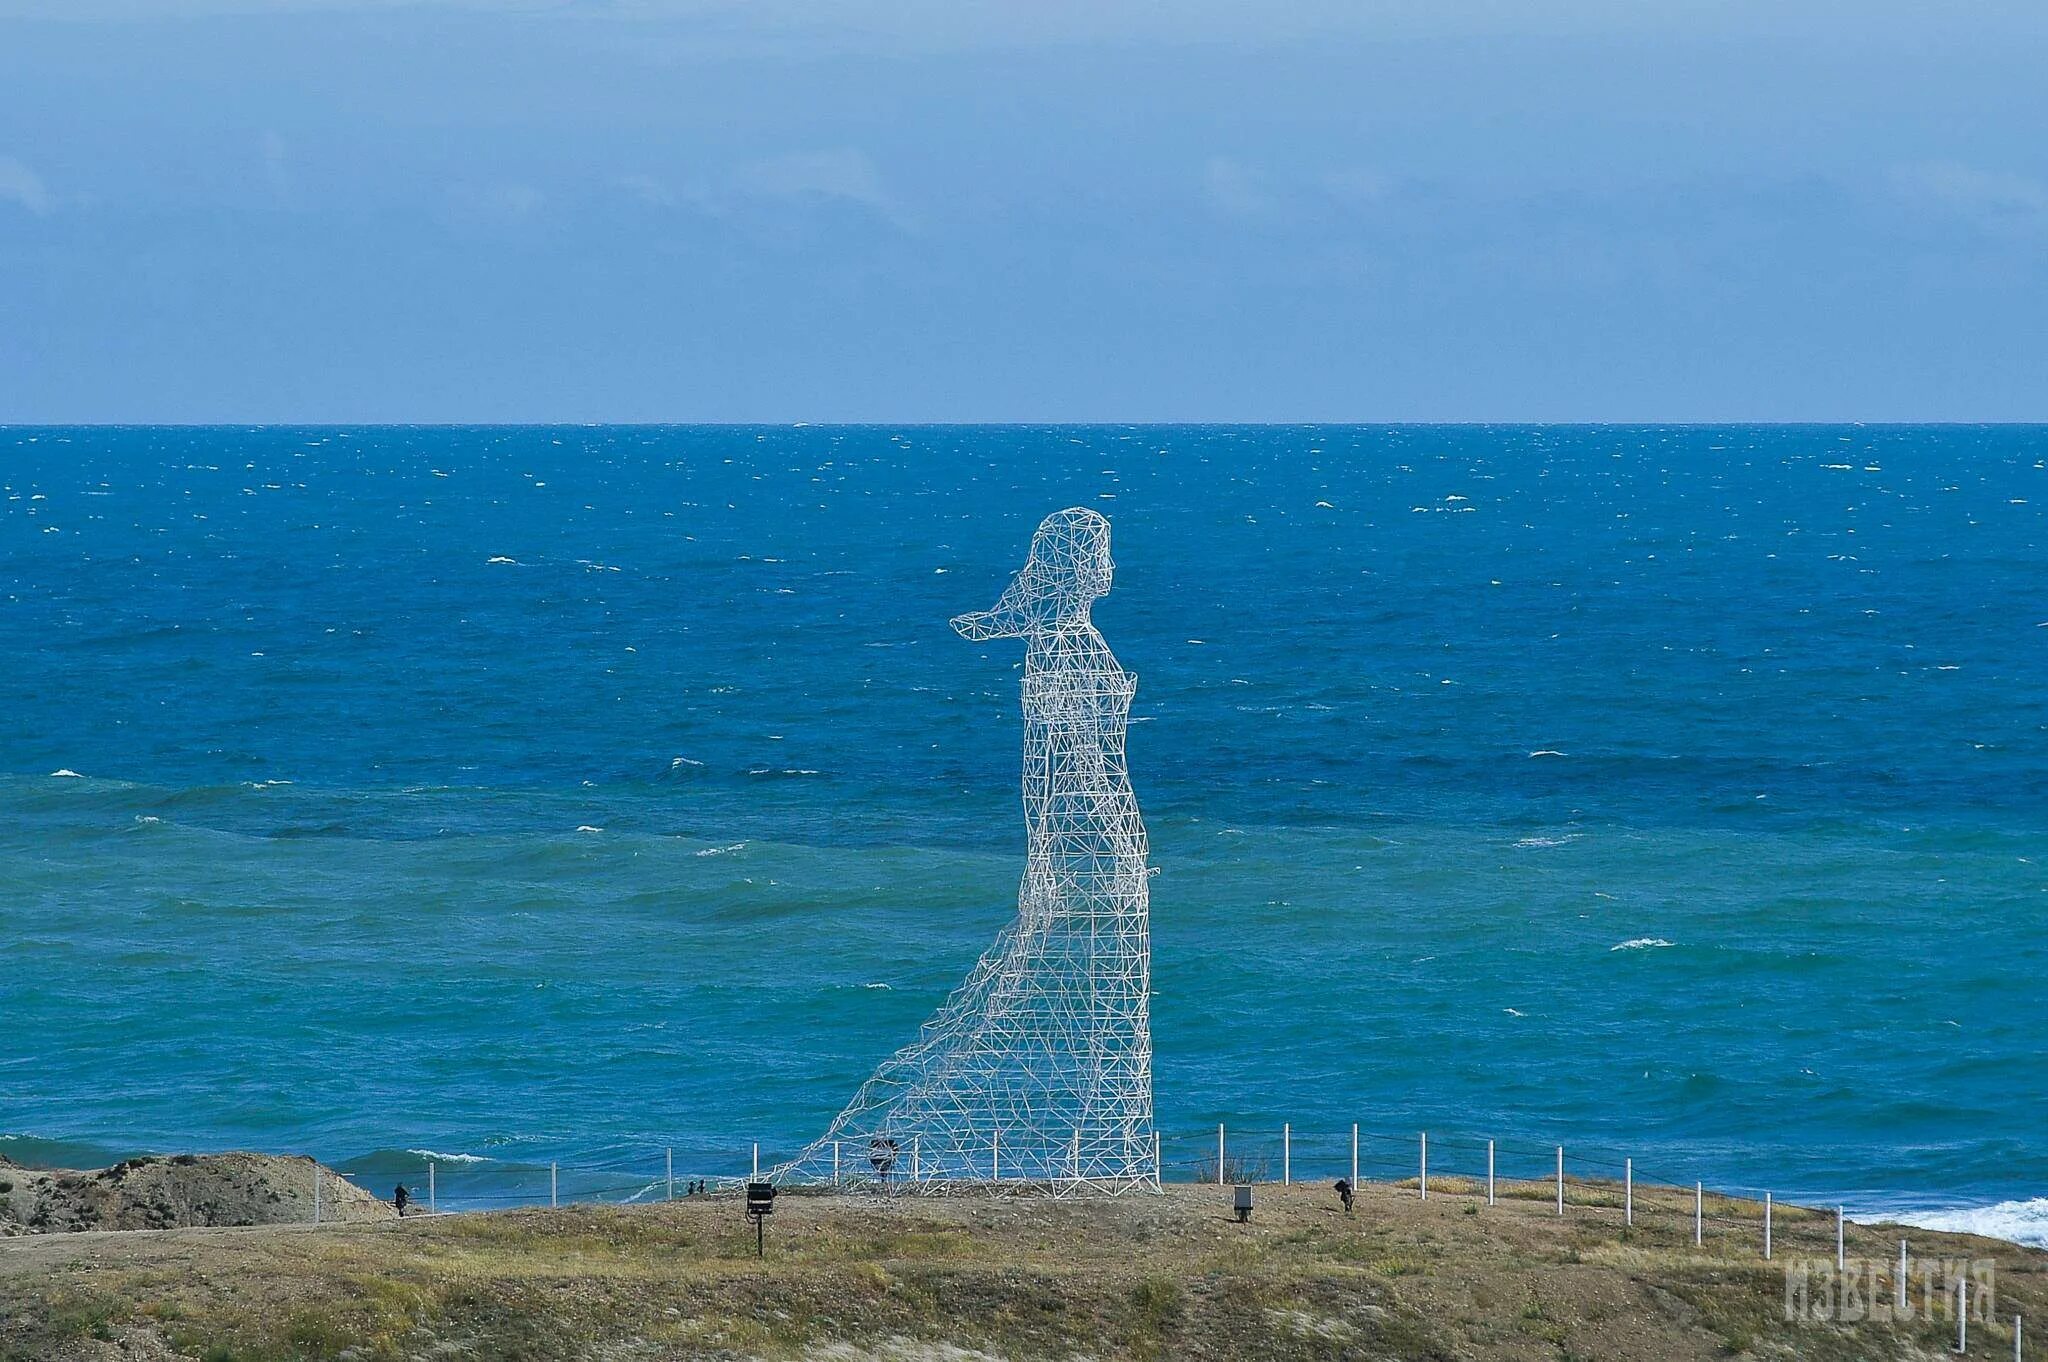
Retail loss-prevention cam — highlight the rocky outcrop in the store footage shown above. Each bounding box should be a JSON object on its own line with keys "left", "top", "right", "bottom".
{"left": 0, "top": 1151, "right": 394, "bottom": 1234}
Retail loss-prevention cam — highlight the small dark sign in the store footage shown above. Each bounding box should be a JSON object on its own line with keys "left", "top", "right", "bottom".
{"left": 746, "top": 1181, "right": 776, "bottom": 1216}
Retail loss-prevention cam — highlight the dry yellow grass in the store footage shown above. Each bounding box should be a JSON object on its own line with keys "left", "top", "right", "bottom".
{"left": 1, "top": 1178, "right": 2040, "bottom": 1360}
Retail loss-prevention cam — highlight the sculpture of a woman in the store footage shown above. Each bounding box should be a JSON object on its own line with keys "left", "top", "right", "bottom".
{"left": 778, "top": 508, "right": 1156, "bottom": 1191}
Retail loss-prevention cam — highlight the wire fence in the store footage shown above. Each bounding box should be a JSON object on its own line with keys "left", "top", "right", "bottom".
{"left": 319, "top": 1121, "right": 1901, "bottom": 1258}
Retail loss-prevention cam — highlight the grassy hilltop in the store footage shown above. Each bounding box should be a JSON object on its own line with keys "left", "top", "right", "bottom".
{"left": 2, "top": 1177, "right": 2042, "bottom": 1361}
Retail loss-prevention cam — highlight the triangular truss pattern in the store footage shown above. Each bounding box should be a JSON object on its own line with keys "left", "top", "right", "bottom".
{"left": 775, "top": 508, "right": 1157, "bottom": 1195}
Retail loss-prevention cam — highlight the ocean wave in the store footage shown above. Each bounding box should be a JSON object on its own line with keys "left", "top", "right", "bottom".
{"left": 1610, "top": 938, "right": 1675, "bottom": 952}
{"left": 1888, "top": 1198, "right": 2048, "bottom": 1249}
{"left": 1513, "top": 834, "right": 1580, "bottom": 848}
{"left": 406, "top": 1148, "right": 495, "bottom": 1165}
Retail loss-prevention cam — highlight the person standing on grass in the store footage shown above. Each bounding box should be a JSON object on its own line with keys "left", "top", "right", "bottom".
{"left": 394, "top": 1183, "right": 410, "bottom": 1216}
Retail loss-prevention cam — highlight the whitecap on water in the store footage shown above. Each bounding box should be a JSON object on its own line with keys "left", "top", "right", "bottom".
{"left": 407, "top": 1149, "right": 494, "bottom": 1165}
{"left": 1610, "top": 938, "right": 1675, "bottom": 952}
{"left": 49, "top": 769, "right": 83, "bottom": 778}
{"left": 1887, "top": 1198, "right": 2048, "bottom": 1248}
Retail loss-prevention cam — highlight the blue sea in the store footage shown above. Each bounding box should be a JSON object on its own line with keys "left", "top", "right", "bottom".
{"left": 3, "top": 426, "right": 2044, "bottom": 1239}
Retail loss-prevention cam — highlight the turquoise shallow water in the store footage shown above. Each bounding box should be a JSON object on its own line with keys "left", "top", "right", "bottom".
{"left": 2, "top": 425, "right": 2044, "bottom": 1236}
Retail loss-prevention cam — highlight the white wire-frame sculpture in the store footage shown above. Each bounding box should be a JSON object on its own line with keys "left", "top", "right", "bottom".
{"left": 775, "top": 508, "right": 1158, "bottom": 1196}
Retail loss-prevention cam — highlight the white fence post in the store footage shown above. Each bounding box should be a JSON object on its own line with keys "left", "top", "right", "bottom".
{"left": 2013, "top": 1313, "right": 2022, "bottom": 1361}
{"left": 312, "top": 1161, "right": 322, "bottom": 1225}
{"left": 1217, "top": 1124, "right": 1226, "bottom": 1186}
{"left": 1624, "top": 1158, "right": 1633, "bottom": 1227}
{"left": 832, "top": 1140, "right": 840, "bottom": 1187}
{"left": 1153, "top": 1129, "right": 1162, "bottom": 1183}
{"left": 550, "top": 1162, "right": 558, "bottom": 1208}
{"left": 1487, "top": 1139, "right": 1496, "bottom": 1206}
{"left": 1958, "top": 1277, "right": 1969, "bottom": 1354}
{"left": 1282, "top": 1123, "right": 1291, "bottom": 1186}
{"left": 1694, "top": 1183, "right": 1702, "bottom": 1246}
{"left": 1835, "top": 1207, "right": 1845, "bottom": 1272}
{"left": 1899, "top": 1239, "right": 1909, "bottom": 1312}
{"left": 1764, "top": 1192, "right": 1772, "bottom": 1260}
{"left": 1419, "top": 1133, "right": 1428, "bottom": 1200}
{"left": 1555, "top": 1147, "right": 1564, "bottom": 1217}
{"left": 1068, "top": 1129, "right": 1079, "bottom": 1181}
{"left": 665, "top": 1148, "right": 674, "bottom": 1202}
{"left": 1352, "top": 1125, "right": 1360, "bottom": 1195}
{"left": 992, "top": 1131, "right": 1001, "bottom": 1183}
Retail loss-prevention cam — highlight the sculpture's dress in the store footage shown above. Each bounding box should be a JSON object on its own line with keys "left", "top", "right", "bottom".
{"left": 777, "top": 508, "right": 1156, "bottom": 1191}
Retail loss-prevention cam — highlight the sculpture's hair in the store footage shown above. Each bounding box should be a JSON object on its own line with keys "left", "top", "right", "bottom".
{"left": 774, "top": 509, "right": 1156, "bottom": 1194}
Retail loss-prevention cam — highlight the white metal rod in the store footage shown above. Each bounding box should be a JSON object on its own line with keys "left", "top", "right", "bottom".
{"left": 1899, "top": 1239, "right": 1909, "bottom": 1312}
{"left": 1556, "top": 1147, "right": 1564, "bottom": 1216}
{"left": 1958, "top": 1277, "right": 1968, "bottom": 1354}
{"left": 915, "top": 1135, "right": 923, "bottom": 1182}
{"left": 1694, "top": 1182, "right": 1702, "bottom": 1245}
{"left": 1153, "top": 1130, "right": 1161, "bottom": 1184}
{"left": 1624, "top": 1158, "right": 1632, "bottom": 1226}
{"left": 1283, "top": 1123, "right": 1291, "bottom": 1186}
{"left": 1419, "top": 1132, "right": 1428, "bottom": 1200}
{"left": 993, "top": 1131, "right": 1001, "bottom": 1182}
{"left": 2013, "top": 1313, "right": 2021, "bottom": 1361}
{"left": 1836, "top": 1206, "right": 1845, "bottom": 1272}
{"left": 1217, "top": 1124, "right": 1225, "bottom": 1186}
{"left": 833, "top": 1140, "right": 840, "bottom": 1186}
{"left": 551, "top": 1162, "right": 558, "bottom": 1208}
{"left": 1764, "top": 1192, "right": 1772, "bottom": 1260}
{"left": 1069, "top": 1129, "right": 1078, "bottom": 1181}
{"left": 1487, "top": 1139, "right": 1496, "bottom": 1206}
{"left": 1352, "top": 1125, "right": 1360, "bottom": 1195}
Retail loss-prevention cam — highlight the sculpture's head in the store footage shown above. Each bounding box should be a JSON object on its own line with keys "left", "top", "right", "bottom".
{"left": 951, "top": 507, "right": 1112, "bottom": 641}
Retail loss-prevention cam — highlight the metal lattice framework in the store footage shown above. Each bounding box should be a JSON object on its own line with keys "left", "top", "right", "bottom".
{"left": 776, "top": 508, "right": 1157, "bottom": 1195}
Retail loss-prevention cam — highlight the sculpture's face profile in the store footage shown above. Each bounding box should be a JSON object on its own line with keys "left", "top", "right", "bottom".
{"left": 951, "top": 508, "right": 1112, "bottom": 641}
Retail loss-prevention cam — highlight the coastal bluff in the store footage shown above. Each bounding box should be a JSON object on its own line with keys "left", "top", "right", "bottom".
{"left": 0, "top": 1152, "right": 390, "bottom": 1236}
{"left": 3, "top": 1178, "right": 2043, "bottom": 1360}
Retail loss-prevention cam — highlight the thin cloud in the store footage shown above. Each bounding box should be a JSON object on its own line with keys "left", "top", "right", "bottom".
{"left": 0, "top": 156, "right": 53, "bottom": 215}
{"left": 1891, "top": 162, "right": 2048, "bottom": 240}
{"left": 735, "top": 149, "right": 913, "bottom": 230}
{"left": 1201, "top": 157, "right": 1277, "bottom": 221}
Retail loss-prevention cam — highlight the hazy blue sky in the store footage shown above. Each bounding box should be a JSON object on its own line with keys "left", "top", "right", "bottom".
{"left": 3, "top": 1, "right": 2044, "bottom": 421}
